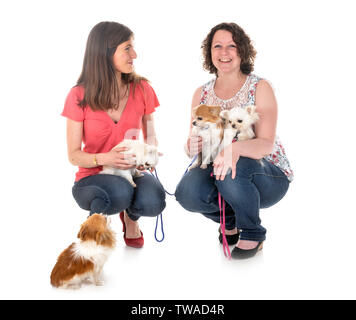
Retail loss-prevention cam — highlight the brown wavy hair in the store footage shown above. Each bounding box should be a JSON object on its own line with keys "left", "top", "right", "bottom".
{"left": 201, "top": 22, "right": 257, "bottom": 76}
{"left": 77, "top": 21, "right": 147, "bottom": 111}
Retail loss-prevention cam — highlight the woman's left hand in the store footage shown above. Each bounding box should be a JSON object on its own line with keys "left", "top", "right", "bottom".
{"left": 213, "top": 144, "right": 240, "bottom": 180}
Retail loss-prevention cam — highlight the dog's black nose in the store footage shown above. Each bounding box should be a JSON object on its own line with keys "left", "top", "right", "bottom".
{"left": 192, "top": 121, "right": 197, "bottom": 126}
{"left": 232, "top": 124, "right": 236, "bottom": 129}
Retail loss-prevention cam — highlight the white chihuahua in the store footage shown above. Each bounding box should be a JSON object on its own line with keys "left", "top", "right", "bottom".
{"left": 100, "top": 139, "right": 159, "bottom": 187}
{"left": 220, "top": 105, "right": 259, "bottom": 146}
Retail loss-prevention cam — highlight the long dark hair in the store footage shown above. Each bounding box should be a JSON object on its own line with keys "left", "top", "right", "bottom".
{"left": 201, "top": 22, "right": 257, "bottom": 76}
{"left": 77, "top": 21, "right": 147, "bottom": 111}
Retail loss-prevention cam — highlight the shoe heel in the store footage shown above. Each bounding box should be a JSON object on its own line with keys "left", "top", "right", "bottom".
{"left": 119, "top": 211, "right": 126, "bottom": 232}
{"left": 119, "top": 211, "right": 144, "bottom": 248}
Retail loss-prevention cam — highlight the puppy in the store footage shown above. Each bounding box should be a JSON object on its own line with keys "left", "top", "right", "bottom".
{"left": 190, "top": 104, "right": 223, "bottom": 169}
{"left": 50, "top": 214, "right": 116, "bottom": 289}
{"left": 100, "top": 139, "right": 159, "bottom": 187}
{"left": 220, "top": 105, "right": 259, "bottom": 146}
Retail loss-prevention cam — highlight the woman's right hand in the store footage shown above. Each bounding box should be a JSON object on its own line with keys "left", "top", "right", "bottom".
{"left": 97, "top": 147, "right": 136, "bottom": 169}
{"left": 186, "top": 135, "right": 202, "bottom": 157}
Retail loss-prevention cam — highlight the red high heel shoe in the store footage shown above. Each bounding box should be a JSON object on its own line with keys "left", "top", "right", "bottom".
{"left": 119, "top": 211, "right": 144, "bottom": 248}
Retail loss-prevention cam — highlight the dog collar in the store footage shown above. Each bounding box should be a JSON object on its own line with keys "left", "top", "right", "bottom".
{"left": 232, "top": 131, "right": 240, "bottom": 142}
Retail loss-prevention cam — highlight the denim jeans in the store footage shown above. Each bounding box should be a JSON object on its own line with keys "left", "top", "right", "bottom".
{"left": 175, "top": 157, "right": 290, "bottom": 241}
{"left": 72, "top": 173, "right": 166, "bottom": 220}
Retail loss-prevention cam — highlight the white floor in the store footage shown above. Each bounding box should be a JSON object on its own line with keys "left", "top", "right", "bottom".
{"left": 2, "top": 178, "right": 356, "bottom": 300}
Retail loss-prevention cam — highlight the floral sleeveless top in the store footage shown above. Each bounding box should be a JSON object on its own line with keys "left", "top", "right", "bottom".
{"left": 200, "top": 74, "right": 294, "bottom": 181}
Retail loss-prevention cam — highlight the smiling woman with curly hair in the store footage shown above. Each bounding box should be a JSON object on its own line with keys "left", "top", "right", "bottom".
{"left": 176, "top": 22, "right": 293, "bottom": 260}
{"left": 202, "top": 22, "right": 257, "bottom": 76}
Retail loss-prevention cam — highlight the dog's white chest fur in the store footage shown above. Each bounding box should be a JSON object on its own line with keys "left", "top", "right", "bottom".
{"left": 191, "top": 123, "right": 222, "bottom": 168}
{"left": 73, "top": 241, "right": 113, "bottom": 266}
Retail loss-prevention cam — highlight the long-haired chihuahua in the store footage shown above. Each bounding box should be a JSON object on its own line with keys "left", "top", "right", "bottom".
{"left": 50, "top": 214, "right": 116, "bottom": 289}
{"left": 190, "top": 104, "right": 223, "bottom": 169}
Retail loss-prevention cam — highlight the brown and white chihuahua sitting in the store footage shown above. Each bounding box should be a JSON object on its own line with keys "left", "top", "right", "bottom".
{"left": 190, "top": 104, "right": 223, "bottom": 169}
{"left": 50, "top": 214, "right": 116, "bottom": 289}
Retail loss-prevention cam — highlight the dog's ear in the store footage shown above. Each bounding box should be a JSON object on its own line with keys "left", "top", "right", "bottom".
{"left": 208, "top": 106, "right": 221, "bottom": 117}
{"left": 77, "top": 225, "right": 87, "bottom": 240}
{"left": 145, "top": 145, "right": 157, "bottom": 156}
{"left": 192, "top": 105, "right": 202, "bottom": 117}
{"left": 77, "top": 218, "right": 97, "bottom": 241}
{"left": 219, "top": 110, "right": 229, "bottom": 121}
{"left": 245, "top": 105, "right": 256, "bottom": 115}
{"left": 148, "top": 145, "right": 157, "bottom": 152}
{"left": 96, "top": 230, "right": 114, "bottom": 246}
{"left": 245, "top": 105, "right": 259, "bottom": 123}
{"left": 95, "top": 231, "right": 105, "bottom": 245}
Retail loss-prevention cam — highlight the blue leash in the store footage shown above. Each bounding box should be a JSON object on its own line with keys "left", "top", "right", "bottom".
{"left": 154, "top": 212, "right": 165, "bottom": 242}
{"left": 151, "top": 155, "right": 198, "bottom": 242}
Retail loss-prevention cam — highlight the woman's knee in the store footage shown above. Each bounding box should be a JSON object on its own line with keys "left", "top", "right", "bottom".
{"left": 106, "top": 187, "right": 134, "bottom": 214}
{"left": 131, "top": 191, "right": 166, "bottom": 217}
{"left": 175, "top": 175, "right": 201, "bottom": 210}
{"left": 72, "top": 176, "right": 134, "bottom": 215}
{"left": 72, "top": 184, "right": 111, "bottom": 212}
{"left": 175, "top": 173, "right": 218, "bottom": 213}
{"left": 175, "top": 177, "right": 190, "bottom": 207}
{"left": 235, "top": 156, "right": 263, "bottom": 178}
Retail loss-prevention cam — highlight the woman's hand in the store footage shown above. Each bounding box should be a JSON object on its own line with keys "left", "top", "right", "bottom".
{"left": 213, "top": 143, "right": 240, "bottom": 180}
{"left": 97, "top": 147, "right": 136, "bottom": 170}
{"left": 186, "top": 135, "right": 202, "bottom": 157}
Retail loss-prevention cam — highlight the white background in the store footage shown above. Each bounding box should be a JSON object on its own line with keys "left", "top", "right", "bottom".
{"left": 0, "top": 0, "right": 355, "bottom": 300}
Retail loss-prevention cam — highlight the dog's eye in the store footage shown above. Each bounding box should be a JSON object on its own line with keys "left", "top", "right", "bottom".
{"left": 237, "top": 120, "right": 243, "bottom": 123}
{"left": 197, "top": 117, "right": 203, "bottom": 120}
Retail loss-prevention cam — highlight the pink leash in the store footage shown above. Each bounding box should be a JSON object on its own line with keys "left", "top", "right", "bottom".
{"left": 218, "top": 135, "right": 239, "bottom": 259}
{"left": 211, "top": 171, "right": 231, "bottom": 259}
{"left": 218, "top": 192, "right": 231, "bottom": 259}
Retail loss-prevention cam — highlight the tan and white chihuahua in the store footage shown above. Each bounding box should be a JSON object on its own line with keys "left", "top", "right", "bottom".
{"left": 50, "top": 214, "right": 116, "bottom": 289}
{"left": 190, "top": 104, "right": 224, "bottom": 169}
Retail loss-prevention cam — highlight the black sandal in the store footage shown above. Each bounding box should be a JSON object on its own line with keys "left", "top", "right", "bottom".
{"left": 231, "top": 241, "right": 264, "bottom": 259}
{"left": 218, "top": 229, "right": 240, "bottom": 245}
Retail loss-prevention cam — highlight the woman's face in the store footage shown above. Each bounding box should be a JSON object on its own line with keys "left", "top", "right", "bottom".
{"left": 211, "top": 30, "right": 241, "bottom": 75}
{"left": 113, "top": 37, "right": 137, "bottom": 74}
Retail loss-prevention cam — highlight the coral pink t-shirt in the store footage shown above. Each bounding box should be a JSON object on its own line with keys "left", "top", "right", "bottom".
{"left": 61, "top": 80, "right": 159, "bottom": 182}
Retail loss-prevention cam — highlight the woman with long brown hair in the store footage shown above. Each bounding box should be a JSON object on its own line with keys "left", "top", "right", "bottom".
{"left": 62, "top": 21, "right": 166, "bottom": 248}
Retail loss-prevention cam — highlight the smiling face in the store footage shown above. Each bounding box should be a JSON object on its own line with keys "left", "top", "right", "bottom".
{"left": 211, "top": 30, "right": 241, "bottom": 76}
{"left": 113, "top": 37, "right": 137, "bottom": 74}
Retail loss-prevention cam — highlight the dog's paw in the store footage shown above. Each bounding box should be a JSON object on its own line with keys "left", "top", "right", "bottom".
{"left": 200, "top": 164, "right": 207, "bottom": 169}
{"left": 133, "top": 169, "right": 144, "bottom": 177}
{"left": 95, "top": 280, "right": 104, "bottom": 286}
{"left": 190, "top": 163, "right": 198, "bottom": 169}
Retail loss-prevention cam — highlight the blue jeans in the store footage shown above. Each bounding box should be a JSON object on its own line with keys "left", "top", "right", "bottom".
{"left": 72, "top": 173, "right": 166, "bottom": 221}
{"left": 175, "top": 157, "right": 290, "bottom": 241}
